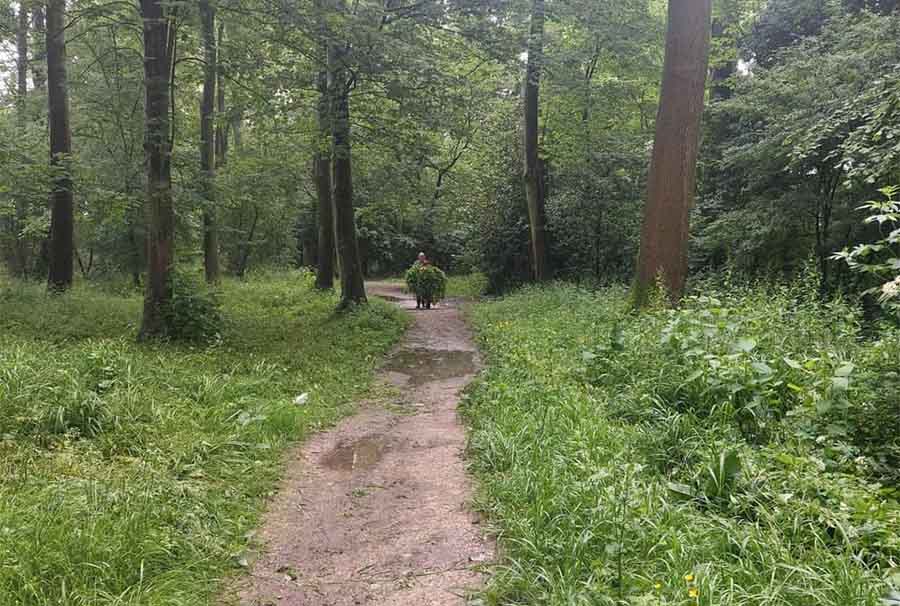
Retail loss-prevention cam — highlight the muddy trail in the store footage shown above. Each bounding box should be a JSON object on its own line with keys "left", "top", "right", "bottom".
{"left": 231, "top": 282, "right": 494, "bottom": 606}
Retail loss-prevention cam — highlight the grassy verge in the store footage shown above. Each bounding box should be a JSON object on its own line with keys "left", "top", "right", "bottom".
{"left": 0, "top": 271, "right": 408, "bottom": 605}
{"left": 446, "top": 272, "right": 489, "bottom": 299}
{"left": 463, "top": 282, "right": 899, "bottom": 606}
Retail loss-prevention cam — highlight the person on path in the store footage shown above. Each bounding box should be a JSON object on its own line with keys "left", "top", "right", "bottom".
{"left": 414, "top": 252, "right": 431, "bottom": 310}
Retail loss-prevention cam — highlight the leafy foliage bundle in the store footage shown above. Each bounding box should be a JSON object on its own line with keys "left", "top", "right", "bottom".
{"left": 405, "top": 263, "right": 447, "bottom": 303}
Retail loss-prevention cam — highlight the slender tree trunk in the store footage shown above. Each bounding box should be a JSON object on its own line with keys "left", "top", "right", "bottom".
{"left": 424, "top": 169, "right": 444, "bottom": 252}
{"left": 236, "top": 206, "right": 259, "bottom": 278}
{"left": 633, "top": 0, "right": 711, "bottom": 306}
{"left": 328, "top": 36, "right": 366, "bottom": 308}
{"left": 523, "top": 0, "right": 551, "bottom": 282}
{"left": 139, "top": 0, "right": 176, "bottom": 338}
{"left": 199, "top": 0, "right": 219, "bottom": 284}
{"left": 16, "top": 6, "right": 28, "bottom": 121}
{"left": 46, "top": 0, "right": 74, "bottom": 291}
{"left": 314, "top": 66, "right": 335, "bottom": 289}
{"left": 815, "top": 171, "right": 838, "bottom": 296}
{"left": 313, "top": 0, "right": 334, "bottom": 289}
{"left": 215, "top": 23, "right": 228, "bottom": 168}
{"left": 301, "top": 229, "right": 317, "bottom": 268}
{"left": 32, "top": 5, "right": 47, "bottom": 92}
{"left": 128, "top": 223, "right": 142, "bottom": 288}
{"left": 231, "top": 111, "right": 243, "bottom": 149}
{"left": 10, "top": 5, "right": 30, "bottom": 278}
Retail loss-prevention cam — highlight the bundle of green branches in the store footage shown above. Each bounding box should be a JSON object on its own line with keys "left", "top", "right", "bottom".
{"left": 406, "top": 263, "right": 447, "bottom": 303}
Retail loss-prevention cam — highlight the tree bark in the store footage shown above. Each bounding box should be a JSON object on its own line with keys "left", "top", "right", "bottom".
{"left": 46, "top": 0, "right": 74, "bottom": 291}
{"left": 522, "top": 0, "right": 551, "bottom": 282}
{"left": 138, "top": 0, "right": 176, "bottom": 338}
{"left": 328, "top": 36, "right": 367, "bottom": 308}
{"left": 199, "top": 0, "right": 219, "bottom": 284}
{"left": 236, "top": 206, "right": 259, "bottom": 278}
{"left": 9, "top": 5, "right": 30, "bottom": 278}
{"left": 634, "top": 0, "right": 712, "bottom": 306}
{"left": 301, "top": 229, "right": 317, "bottom": 268}
{"left": 231, "top": 111, "right": 243, "bottom": 149}
{"left": 314, "top": 66, "right": 335, "bottom": 289}
{"left": 32, "top": 5, "right": 47, "bottom": 91}
{"left": 16, "top": 6, "right": 28, "bottom": 121}
{"left": 215, "top": 23, "right": 228, "bottom": 169}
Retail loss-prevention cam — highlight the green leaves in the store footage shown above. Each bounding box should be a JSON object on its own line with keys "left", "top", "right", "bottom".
{"left": 405, "top": 263, "right": 448, "bottom": 301}
{"left": 467, "top": 282, "right": 900, "bottom": 605}
{"left": 834, "top": 186, "right": 900, "bottom": 312}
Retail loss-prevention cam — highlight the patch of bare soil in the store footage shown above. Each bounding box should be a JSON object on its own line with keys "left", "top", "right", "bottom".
{"left": 228, "top": 282, "right": 494, "bottom": 606}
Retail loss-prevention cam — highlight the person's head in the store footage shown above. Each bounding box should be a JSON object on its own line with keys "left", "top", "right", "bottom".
{"left": 418, "top": 252, "right": 427, "bottom": 263}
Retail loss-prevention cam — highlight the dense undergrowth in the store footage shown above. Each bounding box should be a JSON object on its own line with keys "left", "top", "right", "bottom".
{"left": 464, "top": 279, "right": 899, "bottom": 606}
{"left": 0, "top": 271, "right": 407, "bottom": 605}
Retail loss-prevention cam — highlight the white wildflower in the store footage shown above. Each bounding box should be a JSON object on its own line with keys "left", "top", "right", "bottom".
{"left": 882, "top": 276, "right": 900, "bottom": 300}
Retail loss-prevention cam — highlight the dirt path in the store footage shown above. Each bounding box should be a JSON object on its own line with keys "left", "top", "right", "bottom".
{"left": 231, "top": 282, "right": 494, "bottom": 606}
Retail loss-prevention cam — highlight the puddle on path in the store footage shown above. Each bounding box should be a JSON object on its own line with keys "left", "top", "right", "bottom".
{"left": 383, "top": 349, "right": 476, "bottom": 387}
{"left": 321, "top": 436, "right": 386, "bottom": 471}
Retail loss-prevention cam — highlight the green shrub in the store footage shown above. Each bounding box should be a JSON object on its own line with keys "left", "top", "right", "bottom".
{"left": 833, "top": 185, "right": 900, "bottom": 316}
{"left": 160, "top": 270, "right": 223, "bottom": 343}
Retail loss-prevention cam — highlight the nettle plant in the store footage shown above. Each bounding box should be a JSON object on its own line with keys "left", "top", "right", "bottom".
{"left": 611, "top": 297, "right": 861, "bottom": 447}
{"left": 833, "top": 185, "right": 900, "bottom": 313}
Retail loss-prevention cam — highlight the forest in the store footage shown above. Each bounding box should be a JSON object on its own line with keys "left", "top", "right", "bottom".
{"left": 0, "top": 0, "right": 899, "bottom": 604}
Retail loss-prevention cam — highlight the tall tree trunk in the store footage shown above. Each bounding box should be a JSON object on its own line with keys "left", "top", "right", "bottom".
{"left": 328, "top": 36, "right": 367, "bottom": 308}
{"left": 301, "top": 223, "right": 317, "bottom": 268}
{"left": 199, "top": 0, "right": 219, "bottom": 284}
{"left": 231, "top": 110, "right": 243, "bottom": 149}
{"left": 139, "top": 0, "right": 176, "bottom": 338}
{"left": 46, "top": 0, "right": 74, "bottom": 291}
{"left": 523, "top": 0, "right": 551, "bottom": 282}
{"left": 32, "top": 5, "right": 47, "bottom": 91}
{"left": 314, "top": 66, "right": 335, "bottom": 289}
{"left": 215, "top": 23, "right": 228, "bottom": 168}
{"left": 128, "top": 223, "right": 142, "bottom": 288}
{"left": 633, "top": 0, "right": 711, "bottom": 306}
{"left": 236, "top": 206, "right": 259, "bottom": 278}
{"left": 16, "top": 6, "right": 28, "bottom": 122}
{"left": 10, "top": 5, "right": 30, "bottom": 278}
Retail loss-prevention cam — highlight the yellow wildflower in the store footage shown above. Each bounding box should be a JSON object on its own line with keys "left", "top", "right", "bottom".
{"left": 688, "top": 587, "right": 700, "bottom": 599}
{"left": 654, "top": 582, "right": 662, "bottom": 590}
{"left": 684, "top": 573, "right": 695, "bottom": 583}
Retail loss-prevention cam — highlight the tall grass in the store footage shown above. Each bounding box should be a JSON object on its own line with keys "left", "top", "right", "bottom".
{"left": 0, "top": 271, "right": 407, "bottom": 605}
{"left": 464, "top": 282, "right": 899, "bottom": 605}
{"left": 446, "top": 272, "right": 489, "bottom": 298}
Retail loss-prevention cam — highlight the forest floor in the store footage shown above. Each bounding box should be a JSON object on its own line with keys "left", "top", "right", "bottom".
{"left": 0, "top": 273, "right": 408, "bottom": 606}
{"left": 462, "top": 282, "right": 899, "bottom": 605}
{"left": 231, "top": 281, "right": 494, "bottom": 606}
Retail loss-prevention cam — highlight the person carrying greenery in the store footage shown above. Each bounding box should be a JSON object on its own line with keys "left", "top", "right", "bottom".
{"left": 407, "top": 252, "right": 447, "bottom": 310}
